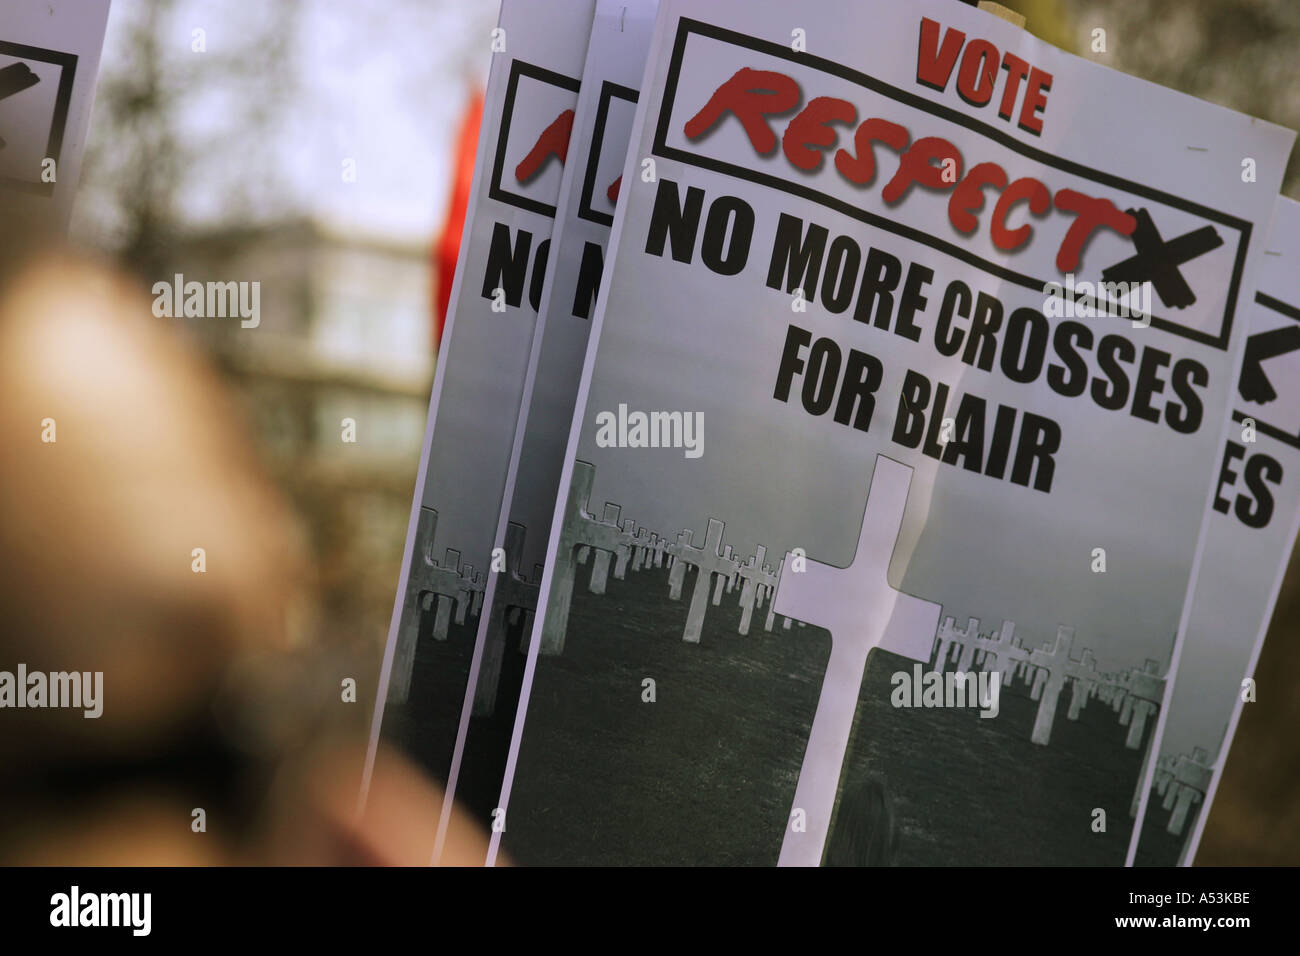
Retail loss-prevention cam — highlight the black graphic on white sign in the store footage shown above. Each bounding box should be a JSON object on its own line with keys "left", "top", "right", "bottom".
{"left": 1232, "top": 292, "right": 1300, "bottom": 449}
{"left": 0, "top": 41, "right": 78, "bottom": 195}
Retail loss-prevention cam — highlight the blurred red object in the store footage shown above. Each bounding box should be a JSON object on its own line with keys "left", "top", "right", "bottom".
{"left": 434, "top": 89, "right": 484, "bottom": 349}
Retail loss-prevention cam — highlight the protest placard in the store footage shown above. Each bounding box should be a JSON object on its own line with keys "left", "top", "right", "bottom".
{"left": 1132, "top": 197, "right": 1300, "bottom": 867}
{"left": 435, "top": 0, "right": 660, "bottom": 844}
{"left": 489, "top": 0, "right": 1295, "bottom": 865}
{"left": 366, "top": 0, "right": 596, "bottom": 848}
{"left": 1, "top": 0, "right": 111, "bottom": 235}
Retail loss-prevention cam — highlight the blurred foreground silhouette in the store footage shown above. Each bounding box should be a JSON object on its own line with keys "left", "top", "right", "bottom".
{"left": 0, "top": 246, "right": 489, "bottom": 865}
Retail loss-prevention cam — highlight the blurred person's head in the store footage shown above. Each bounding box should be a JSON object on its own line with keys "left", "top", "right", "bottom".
{"left": 0, "top": 243, "right": 313, "bottom": 858}
{"left": 0, "top": 245, "right": 486, "bottom": 864}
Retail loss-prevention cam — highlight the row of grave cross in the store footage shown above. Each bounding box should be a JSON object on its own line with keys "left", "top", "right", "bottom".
{"left": 386, "top": 507, "right": 544, "bottom": 712}
{"left": 931, "top": 616, "right": 1167, "bottom": 751}
{"left": 387, "top": 493, "right": 1170, "bottom": 776}
{"left": 389, "top": 468, "right": 1171, "bottom": 762}
{"left": 388, "top": 507, "right": 487, "bottom": 704}
{"left": 540, "top": 460, "right": 795, "bottom": 655}
{"left": 1152, "top": 747, "right": 1214, "bottom": 839}
{"left": 388, "top": 462, "right": 798, "bottom": 713}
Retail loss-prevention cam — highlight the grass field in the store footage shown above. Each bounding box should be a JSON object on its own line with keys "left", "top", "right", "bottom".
{"left": 387, "top": 556, "right": 1157, "bottom": 865}
{"left": 503, "top": 560, "right": 1154, "bottom": 865}
{"left": 382, "top": 599, "right": 479, "bottom": 790}
{"left": 383, "top": 592, "right": 544, "bottom": 831}
{"left": 1132, "top": 786, "right": 1199, "bottom": 867}
{"left": 846, "top": 648, "right": 1145, "bottom": 865}
{"left": 506, "top": 559, "right": 828, "bottom": 865}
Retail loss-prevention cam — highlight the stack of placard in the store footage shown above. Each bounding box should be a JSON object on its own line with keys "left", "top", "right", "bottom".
{"left": 367, "top": 0, "right": 1300, "bottom": 867}
{"left": 1, "top": 0, "right": 110, "bottom": 238}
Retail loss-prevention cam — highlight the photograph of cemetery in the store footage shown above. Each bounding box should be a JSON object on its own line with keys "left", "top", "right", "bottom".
{"left": 1132, "top": 747, "right": 1215, "bottom": 867}
{"left": 481, "top": 460, "right": 1172, "bottom": 865}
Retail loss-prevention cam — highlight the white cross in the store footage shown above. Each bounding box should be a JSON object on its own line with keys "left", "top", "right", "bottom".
{"left": 473, "top": 522, "right": 537, "bottom": 718}
{"left": 612, "top": 519, "right": 637, "bottom": 578}
{"left": 1166, "top": 747, "right": 1212, "bottom": 837}
{"left": 389, "top": 507, "right": 477, "bottom": 704}
{"left": 736, "top": 546, "right": 778, "bottom": 636}
{"left": 541, "top": 461, "right": 629, "bottom": 655}
{"left": 588, "top": 504, "right": 626, "bottom": 593}
{"left": 955, "top": 619, "right": 984, "bottom": 672}
{"left": 676, "top": 518, "right": 739, "bottom": 644}
{"left": 974, "top": 621, "right": 1027, "bottom": 687}
{"left": 665, "top": 530, "right": 694, "bottom": 598}
{"left": 1065, "top": 649, "right": 1098, "bottom": 719}
{"left": 1028, "top": 626, "right": 1079, "bottom": 745}
{"left": 772, "top": 456, "right": 940, "bottom": 867}
{"left": 630, "top": 528, "right": 651, "bottom": 571}
{"left": 1123, "top": 659, "right": 1165, "bottom": 750}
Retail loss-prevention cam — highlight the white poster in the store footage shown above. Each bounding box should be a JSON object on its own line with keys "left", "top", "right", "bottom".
{"left": 491, "top": 0, "right": 1294, "bottom": 865}
{"left": 434, "top": 0, "right": 660, "bottom": 849}
{"left": 366, "top": 0, "right": 595, "bottom": 853}
{"left": 1, "top": 0, "right": 111, "bottom": 234}
{"left": 1132, "top": 197, "right": 1300, "bottom": 867}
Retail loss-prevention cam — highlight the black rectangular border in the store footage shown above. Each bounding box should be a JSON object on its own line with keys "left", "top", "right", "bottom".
{"left": 0, "top": 40, "right": 78, "bottom": 198}
{"left": 488, "top": 58, "right": 581, "bottom": 219}
{"left": 577, "top": 80, "right": 639, "bottom": 227}
{"left": 651, "top": 18, "right": 1254, "bottom": 352}
{"left": 1230, "top": 291, "right": 1300, "bottom": 450}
